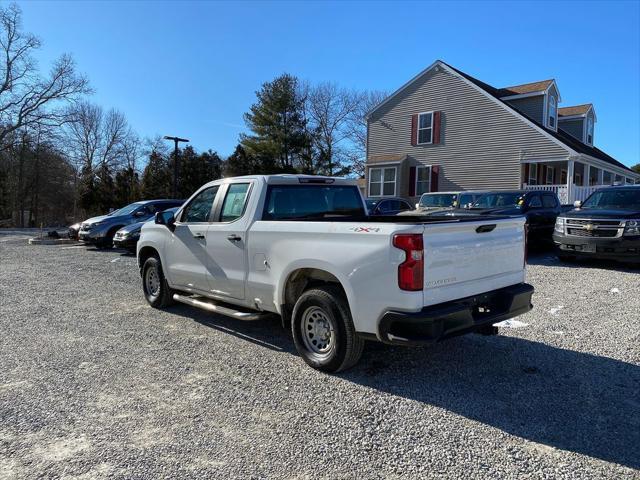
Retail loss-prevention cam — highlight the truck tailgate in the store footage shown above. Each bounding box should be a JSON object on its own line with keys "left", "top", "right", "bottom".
{"left": 421, "top": 217, "right": 526, "bottom": 306}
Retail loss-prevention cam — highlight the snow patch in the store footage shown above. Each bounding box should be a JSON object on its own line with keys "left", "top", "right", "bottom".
{"left": 549, "top": 306, "right": 564, "bottom": 316}
{"left": 494, "top": 319, "right": 529, "bottom": 329}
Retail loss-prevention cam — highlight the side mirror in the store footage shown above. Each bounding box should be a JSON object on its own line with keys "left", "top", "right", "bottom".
{"left": 134, "top": 210, "right": 146, "bottom": 217}
{"left": 415, "top": 203, "right": 420, "bottom": 209}
{"left": 155, "top": 210, "right": 176, "bottom": 231}
{"left": 574, "top": 200, "right": 582, "bottom": 208}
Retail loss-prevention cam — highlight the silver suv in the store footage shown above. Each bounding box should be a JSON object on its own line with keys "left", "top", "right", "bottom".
{"left": 79, "top": 199, "right": 183, "bottom": 248}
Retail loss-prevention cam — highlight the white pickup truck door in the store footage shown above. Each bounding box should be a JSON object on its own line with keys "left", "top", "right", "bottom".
{"left": 164, "top": 185, "right": 220, "bottom": 292}
{"left": 204, "top": 182, "right": 252, "bottom": 300}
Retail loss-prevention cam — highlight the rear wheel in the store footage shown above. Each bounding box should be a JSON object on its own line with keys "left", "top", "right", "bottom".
{"left": 142, "top": 256, "right": 175, "bottom": 308}
{"left": 291, "top": 285, "right": 364, "bottom": 373}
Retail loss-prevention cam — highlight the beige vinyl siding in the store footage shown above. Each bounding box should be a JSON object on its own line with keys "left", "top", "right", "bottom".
{"left": 367, "top": 68, "right": 569, "bottom": 195}
{"left": 505, "top": 96, "right": 545, "bottom": 124}
{"left": 559, "top": 118, "right": 585, "bottom": 141}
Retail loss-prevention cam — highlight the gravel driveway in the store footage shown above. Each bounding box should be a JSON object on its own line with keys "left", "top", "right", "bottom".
{"left": 1, "top": 234, "right": 639, "bottom": 479}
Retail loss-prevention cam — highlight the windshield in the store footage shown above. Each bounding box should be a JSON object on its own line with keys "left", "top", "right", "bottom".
{"left": 581, "top": 189, "right": 640, "bottom": 210}
{"left": 109, "top": 203, "right": 143, "bottom": 217}
{"left": 419, "top": 194, "right": 457, "bottom": 208}
{"left": 472, "top": 192, "right": 524, "bottom": 209}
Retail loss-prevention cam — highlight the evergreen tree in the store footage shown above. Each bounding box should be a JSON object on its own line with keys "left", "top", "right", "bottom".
{"left": 114, "top": 167, "right": 140, "bottom": 206}
{"left": 240, "top": 74, "right": 310, "bottom": 172}
{"left": 141, "top": 151, "right": 171, "bottom": 199}
{"left": 225, "top": 144, "right": 256, "bottom": 176}
{"left": 94, "top": 164, "right": 116, "bottom": 212}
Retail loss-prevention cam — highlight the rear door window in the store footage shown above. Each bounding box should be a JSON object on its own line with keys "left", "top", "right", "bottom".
{"left": 220, "top": 183, "right": 250, "bottom": 222}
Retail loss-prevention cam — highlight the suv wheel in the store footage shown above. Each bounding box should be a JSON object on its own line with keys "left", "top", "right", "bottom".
{"left": 142, "top": 256, "right": 175, "bottom": 308}
{"left": 291, "top": 285, "right": 364, "bottom": 373}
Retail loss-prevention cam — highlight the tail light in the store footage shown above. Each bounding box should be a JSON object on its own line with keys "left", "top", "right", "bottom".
{"left": 393, "top": 234, "right": 424, "bottom": 291}
{"left": 524, "top": 223, "right": 528, "bottom": 267}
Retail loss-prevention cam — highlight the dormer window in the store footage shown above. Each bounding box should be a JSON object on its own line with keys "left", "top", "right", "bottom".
{"left": 548, "top": 96, "right": 557, "bottom": 129}
{"left": 586, "top": 117, "right": 594, "bottom": 145}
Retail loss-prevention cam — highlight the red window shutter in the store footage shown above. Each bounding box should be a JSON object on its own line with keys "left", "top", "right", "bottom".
{"left": 411, "top": 114, "right": 418, "bottom": 146}
{"left": 409, "top": 166, "right": 416, "bottom": 196}
{"left": 430, "top": 166, "right": 439, "bottom": 192}
{"left": 433, "top": 111, "right": 441, "bottom": 144}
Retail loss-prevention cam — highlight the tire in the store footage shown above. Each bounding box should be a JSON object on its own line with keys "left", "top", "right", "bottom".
{"left": 142, "top": 256, "right": 175, "bottom": 308}
{"left": 291, "top": 285, "right": 364, "bottom": 373}
{"left": 96, "top": 228, "right": 118, "bottom": 249}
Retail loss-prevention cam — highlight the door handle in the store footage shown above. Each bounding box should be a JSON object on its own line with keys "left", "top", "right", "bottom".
{"left": 227, "top": 234, "right": 241, "bottom": 242}
{"left": 193, "top": 233, "right": 205, "bottom": 239}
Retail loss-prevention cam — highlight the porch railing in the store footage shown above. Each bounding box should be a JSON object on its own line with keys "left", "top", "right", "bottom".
{"left": 522, "top": 184, "right": 602, "bottom": 204}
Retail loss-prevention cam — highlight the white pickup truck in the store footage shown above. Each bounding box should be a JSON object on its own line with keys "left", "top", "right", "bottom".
{"left": 137, "top": 175, "right": 533, "bottom": 372}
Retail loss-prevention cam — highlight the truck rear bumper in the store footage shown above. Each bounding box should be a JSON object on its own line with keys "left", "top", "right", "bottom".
{"left": 376, "top": 283, "right": 534, "bottom": 346}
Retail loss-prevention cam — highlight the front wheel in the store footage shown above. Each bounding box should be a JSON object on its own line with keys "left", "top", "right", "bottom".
{"left": 291, "top": 285, "right": 364, "bottom": 373}
{"left": 142, "top": 256, "right": 175, "bottom": 308}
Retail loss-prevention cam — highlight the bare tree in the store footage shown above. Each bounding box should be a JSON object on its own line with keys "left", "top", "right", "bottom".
{"left": 345, "top": 90, "right": 388, "bottom": 176}
{"left": 305, "top": 82, "right": 360, "bottom": 175}
{"left": 0, "top": 4, "right": 90, "bottom": 147}
{"left": 65, "top": 101, "right": 131, "bottom": 171}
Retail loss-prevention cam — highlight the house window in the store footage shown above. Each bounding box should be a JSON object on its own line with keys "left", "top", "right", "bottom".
{"left": 546, "top": 167, "right": 554, "bottom": 185}
{"left": 368, "top": 167, "right": 396, "bottom": 197}
{"left": 417, "top": 112, "right": 433, "bottom": 145}
{"left": 548, "top": 96, "right": 557, "bottom": 129}
{"left": 561, "top": 170, "right": 567, "bottom": 184}
{"left": 528, "top": 164, "right": 538, "bottom": 185}
{"left": 586, "top": 117, "right": 594, "bottom": 145}
{"left": 416, "top": 166, "right": 431, "bottom": 195}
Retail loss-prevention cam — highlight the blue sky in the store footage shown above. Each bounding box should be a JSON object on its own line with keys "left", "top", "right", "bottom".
{"left": 17, "top": 0, "right": 640, "bottom": 167}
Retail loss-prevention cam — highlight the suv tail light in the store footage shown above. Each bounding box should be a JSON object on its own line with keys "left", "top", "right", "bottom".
{"left": 393, "top": 234, "right": 424, "bottom": 291}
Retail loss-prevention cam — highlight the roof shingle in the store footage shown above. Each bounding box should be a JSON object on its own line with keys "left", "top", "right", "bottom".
{"left": 558, "top": 104, "right": 592, "bottom": 117}
{"left": 497, "top": 79, "right": 554, "bottom": 97}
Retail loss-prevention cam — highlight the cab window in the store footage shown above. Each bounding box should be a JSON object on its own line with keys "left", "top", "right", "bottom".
{"left": 181, "top": 186, "right": 219, "bottom": 223}
{"left": 527, "top": 195, "right": 543, "bottom": 208}
{"left": 220, "top": 183, "right": 250, "bottom": 222}
{"left": 542, "top": 194, "right": 558, "bottom": 208}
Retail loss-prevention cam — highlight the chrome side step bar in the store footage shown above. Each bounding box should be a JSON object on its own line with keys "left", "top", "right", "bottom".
{"left": 173, "top": 294, "right": 268, "bottom": 321}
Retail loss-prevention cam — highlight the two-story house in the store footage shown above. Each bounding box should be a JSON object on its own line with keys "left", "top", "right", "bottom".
{"left": 365, "top": 60, "right": 639, "bottom": 204}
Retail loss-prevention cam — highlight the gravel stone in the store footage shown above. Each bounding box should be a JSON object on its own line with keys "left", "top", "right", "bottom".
{"left": 0, "top": 233, "right": 638, "bottom": 479}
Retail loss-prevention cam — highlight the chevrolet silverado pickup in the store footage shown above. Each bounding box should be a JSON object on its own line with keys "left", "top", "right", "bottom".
{"left": 137, "top": 175, "right": 533, "bottom": 372}
{"left": 553, "top": 185, "right": 640, "bottom": 264}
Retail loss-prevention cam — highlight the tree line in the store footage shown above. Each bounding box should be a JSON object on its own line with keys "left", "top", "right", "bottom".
{"left": 0, "top": 4, "right": 385, "bottom": 228}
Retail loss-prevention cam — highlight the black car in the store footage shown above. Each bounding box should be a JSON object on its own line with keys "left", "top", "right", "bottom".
{"left": 365, "top": 197, "right": 414, "bottom": 215}
{"left": 436, "top": 190, "right": 563, "bottom": 246}
{"left": 113, "top": 206, "right": 180, "bottom": 252}
{"left": 553, "top": 186, "right": 640, "bottom": 264}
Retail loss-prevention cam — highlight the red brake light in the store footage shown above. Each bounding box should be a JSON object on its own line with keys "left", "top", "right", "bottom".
{"left": 393, "top": 234, "right": 424, "bottom": 291}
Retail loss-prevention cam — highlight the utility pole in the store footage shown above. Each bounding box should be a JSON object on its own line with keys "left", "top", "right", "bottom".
{"left": 164, "top": 135, "right": 189, "bottom": 198}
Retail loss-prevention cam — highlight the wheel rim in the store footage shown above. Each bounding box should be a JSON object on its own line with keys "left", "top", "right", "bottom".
{"left": 301, "top": 306, "right": 335, "bottom": 357}
{"left": 145, "top": 265, "right": 160, "bottom": 297}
